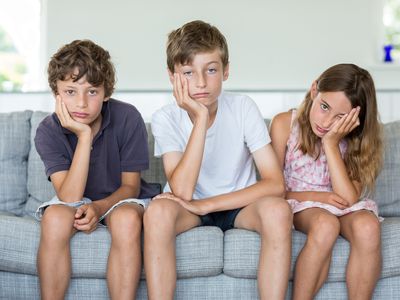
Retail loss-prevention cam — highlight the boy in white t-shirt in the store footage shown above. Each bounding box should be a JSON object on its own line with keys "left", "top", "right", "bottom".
{"left": 144, "top": 20, "right": 292, "bottom": 299}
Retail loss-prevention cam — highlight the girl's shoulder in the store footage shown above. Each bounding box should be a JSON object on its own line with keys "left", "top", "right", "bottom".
{"left": 270, "top": 110, "right": 295, "bottom": 133}
{"left": 269, "top": 110, "right": 294, "bottom": 146}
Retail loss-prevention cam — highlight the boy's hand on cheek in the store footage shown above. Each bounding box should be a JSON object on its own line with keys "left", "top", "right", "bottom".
{"left": 56, "top": 95, "right": 92, "bottom": 139}
{"left": 173, "top": 73, "right": 208, "bottom": 122}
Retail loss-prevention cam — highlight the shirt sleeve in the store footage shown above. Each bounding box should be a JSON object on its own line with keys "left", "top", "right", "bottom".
{"left": 34, "top": 117, "right": 71, "bottom": 178}
{"left": 242, "top": 96, "right": 270, "bottom": 153}
{"left": 119, "top": 111, "right": 149, "bottom": 172}
{"left": 151, "top": 107, "right": 185, "bottom": 157}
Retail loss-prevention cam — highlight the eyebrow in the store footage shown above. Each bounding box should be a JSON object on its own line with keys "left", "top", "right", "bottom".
{"left": 182, "top": 61, "right": 221, "bottom": 67}
{"left": 320, "top": 99, "right": 347, "bottom": 115}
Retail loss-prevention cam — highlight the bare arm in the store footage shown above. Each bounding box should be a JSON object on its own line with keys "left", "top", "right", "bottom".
{"left": 158, "top": 144, "right": 285, "bottom": 215}
{"left": 163, "top": 73, "right": 209, "bottom": 200}
{"left": 205, "top": 144, "right": 285, "bottom": 212}
{"left": 323, "top": 107, "right": 362, "bottom": 205}
{"left": 50, "top": 97, "right": 93, "bottom": 202}
{"left": 269, "top": 111, "right": 292, "bottom": 169}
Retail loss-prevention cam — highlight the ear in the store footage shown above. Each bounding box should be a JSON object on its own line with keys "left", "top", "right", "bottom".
{"left": 310, "top": 80, "right": 318, "bottom": 99}
{"left": 223, "top": 63, "right": 230, "bottom": 81}
{"left": 103, "top": 97, "right": 110, "bottom": 102}
{"left": 167, "top": 68, "right": 174, "bottom": 84}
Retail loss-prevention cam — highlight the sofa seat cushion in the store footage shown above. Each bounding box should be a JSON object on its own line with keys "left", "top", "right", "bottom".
{"left": 223, "top": 217, "right": 400, "bottom": 281}
{"left": 0, "top": 111, "right": 32, "bottom": 215}
{"left": 0, "top": 214, "right": 223, "bottom": 279}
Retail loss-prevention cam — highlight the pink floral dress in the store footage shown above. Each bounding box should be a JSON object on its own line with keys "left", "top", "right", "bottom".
{"left": 284, "top": 110, "right": 382, "bottom": 220}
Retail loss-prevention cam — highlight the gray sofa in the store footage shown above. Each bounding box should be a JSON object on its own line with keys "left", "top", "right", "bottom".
{"left": 1, "top": 110, "right": 400, "bottom": 299}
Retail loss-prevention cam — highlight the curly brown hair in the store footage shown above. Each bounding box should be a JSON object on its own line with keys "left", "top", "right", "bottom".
{"left": 48, "top": 39, "right": 115, "bottom": 98}
{"left": 166, "top": 20, "right": 229, "bottom": 73}
{"left": 296, "top": 64, "right": 383, "bottom": 193}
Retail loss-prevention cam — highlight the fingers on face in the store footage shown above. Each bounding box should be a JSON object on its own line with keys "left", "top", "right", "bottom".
{"left": 344, "top": 107, "right": 360, "bottom": 132}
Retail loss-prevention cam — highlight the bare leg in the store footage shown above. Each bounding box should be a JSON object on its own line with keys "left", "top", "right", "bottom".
{"left": 339, "top": 211, "right": 381, "bottom": 300}
{"left": 105, "top": 203, "right": 144, "bottom": 300}
{"left": 143, "top": 198, "right": 201, "bottom": 300}
{"left": 234, "top": 197, "right": 292, "bottom": 300}
{"left": 292, "top": 208, "right": 340, "bottom": 300}
{"left": 37, "top": 205, "right": 77, "bottom": 300}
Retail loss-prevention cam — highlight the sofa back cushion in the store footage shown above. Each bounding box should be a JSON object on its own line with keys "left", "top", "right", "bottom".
{"left": 141, "top": 123, "right": 167, "bottom": 187}
{"left": 0, "top": 111, "right": 32, "bottom": 215}
{"left": 374, "top": 121, "right": 400, "bottom": 217}
{"left": 24, "top": 111, "right": 55, "bottom": 217}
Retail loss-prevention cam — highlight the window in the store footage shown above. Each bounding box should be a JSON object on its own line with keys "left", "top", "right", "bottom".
{"left": 383, "top": 0, "right": 400, "bottom": 62}
{"left": 0, "top": 0, "right": 42, "bottom": 92}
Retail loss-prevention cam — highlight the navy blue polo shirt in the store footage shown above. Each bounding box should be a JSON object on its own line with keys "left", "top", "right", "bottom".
{"left": 35, "top": 98, "right": 157, "bottom": 200}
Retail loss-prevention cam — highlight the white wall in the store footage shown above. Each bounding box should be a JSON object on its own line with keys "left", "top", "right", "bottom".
{"left": 44, "top": 0, "right": 400, "bottom": 91}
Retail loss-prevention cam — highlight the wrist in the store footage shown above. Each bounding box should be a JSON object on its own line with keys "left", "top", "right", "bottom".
{"left": 202, "top": 198, "right": 214, "bottom": 214}
{"left": 77, "top": 130, "right": 93, "bottom": 142}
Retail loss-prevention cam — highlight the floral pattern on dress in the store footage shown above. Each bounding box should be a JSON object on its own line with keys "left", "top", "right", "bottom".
{"left": 284, "top": 110, "right": 382, "bottom": 221}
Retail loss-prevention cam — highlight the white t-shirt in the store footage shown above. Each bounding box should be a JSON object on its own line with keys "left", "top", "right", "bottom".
{"left": 151, "top": 91, "right": 270, "bottom": 200}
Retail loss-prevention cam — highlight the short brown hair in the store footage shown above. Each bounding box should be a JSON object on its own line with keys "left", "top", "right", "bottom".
{"left": 166, "top": 20, "right": 229, "bottom": 73}
{"left": 48, "top": 39, "right": 115, "bottom": 98}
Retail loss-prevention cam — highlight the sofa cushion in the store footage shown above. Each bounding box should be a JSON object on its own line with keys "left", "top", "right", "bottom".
{"left": 0, "top": 111, "right": 32, "bottom": 215}
{"left": 223, "top": 218, "right": 400, "bottom": 281}
{"left": 374, "top": 121, "right": 400, "bottom": 217}
{"left": 0, "top": 213, "right": 224, "bottom": 279}
{"left": 24, "top": 111, "right": 55, "bottom": 217}
{"left": 141, "top": 123, "right": 167, "bottom": 188}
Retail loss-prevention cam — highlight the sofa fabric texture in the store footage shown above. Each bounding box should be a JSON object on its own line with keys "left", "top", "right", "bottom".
{"left": 0, "top": 110, "right": 399, "bottom": 299}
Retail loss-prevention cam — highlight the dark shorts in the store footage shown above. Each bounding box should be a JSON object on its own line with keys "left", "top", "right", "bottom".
{"left": 199, "top": 208, "right": 242, "bottom": 232}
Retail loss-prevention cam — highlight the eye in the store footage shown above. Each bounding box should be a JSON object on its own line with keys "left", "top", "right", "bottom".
{"left": 320, "top": 103, "right": 329, "bottom": 111}
{"left": 183, "top": 71, "right": 192, "bottom": 77}
{"left": 208, "top": 68, "right": 217, "bottom": 74}
{"left": 65, "top": 89, "right": 75, "bottom": 96}
{"left": 88, "top": 89, "right": 98, "bottom": 96}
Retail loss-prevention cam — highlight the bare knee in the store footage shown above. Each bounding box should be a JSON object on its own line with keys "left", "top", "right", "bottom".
{"left": 348, "top": 214, "right": 381, "bottom": 251}
{"left": 257, "top": 197, "right": 293, "bottom": 235}
{"left": 108, "top": 204, "right": 143, "bottom": 242}
{"left": 308, "top": 214, "right": 340, "bottom": 250}
{"left": 40, "top": 205, "right": 75, "bottom": 242}
{"left": 143, "top": 198, "right": 179, "bottom": 233}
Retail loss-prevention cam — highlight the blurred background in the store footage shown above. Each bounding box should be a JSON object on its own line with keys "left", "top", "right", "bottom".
{"left": 0, "top": 0, "right": 399, "bottom": 122}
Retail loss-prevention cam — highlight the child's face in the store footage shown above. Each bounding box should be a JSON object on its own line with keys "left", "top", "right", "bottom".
{"left": 56, "top": 71, "right": 108, "bottom": 126}
{"left": 309, "top": 91, "right": 352, "bottom": 137}
{"left": 170, "top": 49, "right": 229, "bottom": 108}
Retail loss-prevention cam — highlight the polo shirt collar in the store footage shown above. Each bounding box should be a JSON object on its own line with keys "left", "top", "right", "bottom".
{"left": 59, "top": 99, "right": 112, "bottom": 135}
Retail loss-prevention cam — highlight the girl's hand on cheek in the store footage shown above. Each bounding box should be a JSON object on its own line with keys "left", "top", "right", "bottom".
{"left": 322, "top": 107, "right": 360, "bottom": 147}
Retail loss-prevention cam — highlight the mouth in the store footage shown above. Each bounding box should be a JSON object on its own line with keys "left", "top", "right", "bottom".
{"left": 191, "top": 93, "right": 209, "bottom": 99}
{"left": 72, "top": 112, "right": 89, "bottom": 119}
{"left": 315, "top": 125, "right": 328, "bottom": 135}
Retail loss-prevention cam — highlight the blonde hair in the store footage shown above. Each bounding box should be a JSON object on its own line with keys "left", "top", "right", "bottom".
{"left": 296, "top": 64, "right": 383, "bottom": 192}
{"left": 166, "top": 20, "right": 229, "bottom": 73}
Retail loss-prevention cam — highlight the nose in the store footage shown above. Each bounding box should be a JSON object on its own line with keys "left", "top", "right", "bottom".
{"left": 196, "top": 73, "right": 206, "bottom": 88}
{"left": 76, "top": 94, "right": 88, "bottom": 109}
{"left": 321, "top": 115, "right": 335, "bottom": 129}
